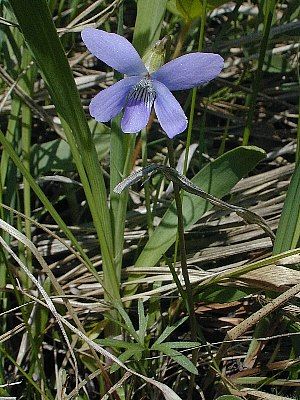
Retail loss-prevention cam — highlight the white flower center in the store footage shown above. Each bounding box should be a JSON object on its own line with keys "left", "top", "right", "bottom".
{"left": 126, "top": 78, "right": 156, "bottom": 109}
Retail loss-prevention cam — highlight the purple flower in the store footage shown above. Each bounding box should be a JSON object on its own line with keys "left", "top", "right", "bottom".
{"left": 81, "top": 28, "right": 224, "bottom": 138}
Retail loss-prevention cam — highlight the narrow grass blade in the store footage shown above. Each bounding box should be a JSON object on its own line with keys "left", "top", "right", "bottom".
{"left": 273, "top": 163, "right": 300, "bottom": 253}
{"left": 20, "top": 47, "right": 35, "bottom": 286}
{"left": 9, "top": 0, "right": 119, "bottom": 301}
{"left": 154, "top": 317, "right": 188, "bottom": 345}
{"left": 153, "top": 343, "right": 198, "bottom": 375}
{"left": 138, "top": 299, "right": 148, "bottom": 345}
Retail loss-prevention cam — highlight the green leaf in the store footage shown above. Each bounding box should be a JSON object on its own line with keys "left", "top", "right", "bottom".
{"left": 32, "top": 121, "right": 110, "bottom": 175}
{"left": 263, "top": 52, "right": 297, "bottom": 73}
{"left": 110, "top": 349, "right": 142, "bottom": 373}
{"left": 96, "top": 338, "right": 142, "bottom": 351}
{"left": 206, "top": 0, "right": 230, "bottom": 8}
{"left": 133, "top": 0, "right": 168, "bottom": 55}
{"left": 273, "top": 163, "right": 300, "bottom": 253}
{"left": 112, "top": 301, "right": 139, "bottom": 342}
{"left": 138, "top": 299, "right": 149, "bottom": 346}
{"left": 162, "top": 341, "right": 200, "bottom": 349}
{"left": 32, "top": 139, "right": 73, "bottom": 175}
{"left": 88, "top": 119, "right": 111, "bottom": 161}
{"left": 216, "top": 396, "right": 244, "bottom": 400}
{"left": 136, "top": 146, "right": 266, "bottom": 268}
{"left": 31, "top": 277, "right": 51, "bottom": 340}
{"left": 196, "top": 285, "right": 252, "bottom": 303}
{"left": 154, "top": 343, "right": 198, "bottom": 375}
{"left": 176, "top": 0, "right": 202, "bottom": 21}
{"left": 168, "top": 0, "right": 229, "bottom": 21}
{"left": 95, "top": 340, "right": 144, "bottom": 373}
{"left": 153, "top": 317, "right": 188, "bottom": 346}
{"left": 243, "top": 317, "right": 271, "bottom": 368}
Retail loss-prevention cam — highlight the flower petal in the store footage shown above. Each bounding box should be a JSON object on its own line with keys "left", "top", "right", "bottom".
{"left": 152, "top": 80, "right": 187, "bottom": 138}
{"left": 152, "top": 53, "right": 224, "bottom": 90}
{"left": 81, "top": 28, "right": 147, "bottom": 76}
{"left": 121, "top": 97, "right": 152, "bottom": 134}
{"left": 89, "top": 77, "right": 140, "bottom": 122}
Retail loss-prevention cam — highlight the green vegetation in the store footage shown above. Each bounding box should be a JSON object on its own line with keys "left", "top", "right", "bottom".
{"left": 0, "top": 0, "right": 299, "bottom": 399}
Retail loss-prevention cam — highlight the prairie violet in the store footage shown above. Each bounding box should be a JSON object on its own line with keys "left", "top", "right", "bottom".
{"left": 82, "top": 28, "right": 224, "bottom": 138}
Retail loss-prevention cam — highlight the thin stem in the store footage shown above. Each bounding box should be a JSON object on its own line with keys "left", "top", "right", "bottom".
{"left": 182, "top": 5, "right": 207, "bottom": 396}
{"left": 242, "top": 0, "right": 277, "bottom": 145}
{"left": 141, "top": 128, "right": 154, "bottom": 236}
{"left": 167, "top": 140, "right": 198, "bottom": 398}
{"left": 197, "top": 1, "right": 207, "bottom": 52}
{"left": 21, "top": 51, "right": 35, "bottom": 287}
{"left": 184, "top": 89, "right": 197, "bottom": 174}
{"left": 174, "top": 9, "right": 207, "bottom": 309}
{"left": 183, "top": 0, "right": 207, "bottom": 176}
{"left": 198, "top": 106, "right": 207, "bottom": 168}
{"left": 109, "top": 2, "right": 136, "bottom": 285}
{"left": 172, "top": 20, "right": 192, "bottom": 59}
{"left": 114, "top": 135, "right": 135, "bottom": 279}
{"left": 167, "top": 142, "right": 195, "bottom": 318}
{"left": 218, "top": 98, "right": 236, "bottom": 156}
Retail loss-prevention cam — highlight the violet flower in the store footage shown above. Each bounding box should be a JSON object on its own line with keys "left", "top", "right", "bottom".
{"left": 82, "top": 28, "right": 224, "bottom": 138}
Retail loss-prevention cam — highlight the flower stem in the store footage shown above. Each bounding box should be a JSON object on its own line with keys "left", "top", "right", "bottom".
{"left": 180, "top": 4, "right": 207, "bottom": 396}
{"left": 141, "top": 128, "right": 154, "bottom": 235}
{"left": 167, "top": 139, "right": 198, "bottom": 396}
{"left": 183, "top": 0, "right": 207, "bottom": 176}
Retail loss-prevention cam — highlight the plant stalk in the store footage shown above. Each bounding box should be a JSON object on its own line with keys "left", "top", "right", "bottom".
{"left": 183, "top": 0, "right": 207, "bottom": 176}
{"left": 141, "top": 128, "right": 154, "bottom": 236}
{"left": 167, "top": 140, "right": 198, "bottom": 398}
{"left": 21, "top": 50, "right": 35, "bottom": 287}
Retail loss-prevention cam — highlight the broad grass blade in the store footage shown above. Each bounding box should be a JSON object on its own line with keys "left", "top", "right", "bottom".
{"left": 133, "top": 0, "right": 168, "bottom": 54}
